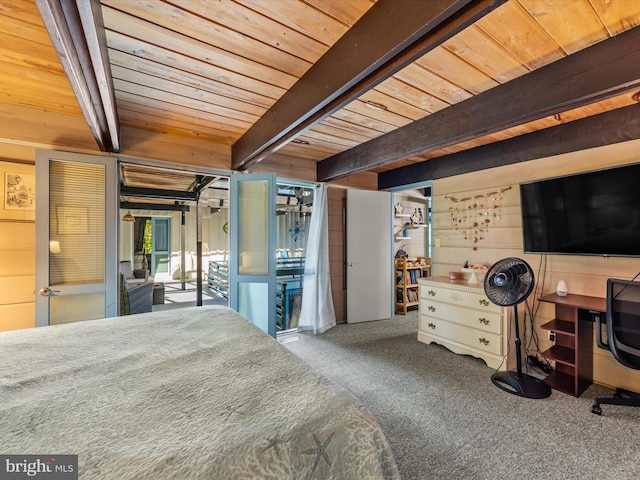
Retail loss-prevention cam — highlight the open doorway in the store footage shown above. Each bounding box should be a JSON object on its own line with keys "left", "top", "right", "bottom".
{"left": 131, "top": 216, "right": 170, "bottom": 278}
{"left": 392, "top": 184, "right": 432, "bottom": 316}
{"left": 205, "top": 180, "right": 315, "bottom": 333}
{"left": 119, "top": 163, "right": 229, "bottom": 312}
{"left": 118, "top": 162, "right": 316, "bottom": 322}
{"left": 274, "top": 183, "right": 313, "bottom": 333}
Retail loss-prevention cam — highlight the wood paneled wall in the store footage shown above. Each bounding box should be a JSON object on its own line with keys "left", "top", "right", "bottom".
{"left": 327, "top": 186, "right": 347, "bottom": 323}
{"left": 0, "top": 161, "right": 36, "bottom": 331}
{"left": 431, "top": 139, "right": 640, "bottom": 392}
{"left": 327, "top": 173, "right": 378, "bottom": 323}
{"left": 0, "top": 221, "right": 35, "bottom": 331}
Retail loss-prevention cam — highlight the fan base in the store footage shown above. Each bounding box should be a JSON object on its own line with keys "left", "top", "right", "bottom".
{"left": 491, "top": 371, "right": 551, "bottom": 399}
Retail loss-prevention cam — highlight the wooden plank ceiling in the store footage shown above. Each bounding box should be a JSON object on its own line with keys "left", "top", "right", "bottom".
{"left": 2, "top": 0, "right": 640, "bottom": 187}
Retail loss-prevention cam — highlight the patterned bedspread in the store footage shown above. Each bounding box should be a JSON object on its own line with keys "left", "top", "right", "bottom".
{"left": 0, "top": 306, "right": 399, "bottom": 479}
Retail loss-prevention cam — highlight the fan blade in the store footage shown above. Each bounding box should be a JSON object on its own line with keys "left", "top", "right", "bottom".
{"left": 507, "top": 263, "right": 529, "bottom": 276}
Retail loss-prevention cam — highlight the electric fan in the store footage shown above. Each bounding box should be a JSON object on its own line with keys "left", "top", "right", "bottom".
{"left": 483, "top": 257, "right": 551, "bottom": 399}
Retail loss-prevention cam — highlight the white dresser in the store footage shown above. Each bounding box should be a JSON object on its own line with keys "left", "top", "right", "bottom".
{"left": 418, "top": 277, "right": 507, "bottom": 370}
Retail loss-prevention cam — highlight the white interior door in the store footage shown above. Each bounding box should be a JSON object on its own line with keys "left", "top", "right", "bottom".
{"left": 35, "top": 151, "right": 117, "bottom": 326}
{"left": 346, "top": 189, "right": 392, "bottom": 323}
{"left": 229, "top": 172, "right": 277, "bottom": 336}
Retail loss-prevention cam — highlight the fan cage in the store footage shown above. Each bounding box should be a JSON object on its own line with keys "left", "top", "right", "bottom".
{"left": 483, "top": 257, "right": 534, "bottom": 307}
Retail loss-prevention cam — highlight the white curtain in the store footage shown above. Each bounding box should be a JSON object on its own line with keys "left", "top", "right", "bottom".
{"left": 298, "top": 183, "right": 336, "bottom": 334}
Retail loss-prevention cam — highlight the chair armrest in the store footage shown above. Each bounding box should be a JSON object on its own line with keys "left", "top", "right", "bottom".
{"left": 595, "top": 313, "right": 608, "bottom": 350}
{"left": 124, "top": 277, "right": 147, "bottom": 287}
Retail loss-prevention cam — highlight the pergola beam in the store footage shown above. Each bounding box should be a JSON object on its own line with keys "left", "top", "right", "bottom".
{"left": 120, "top": 186, "right": 198, "bottom": 201}
{"left": 119, "top": 202, "right": 191, "bottom": 212}
{"left": 318, "top": 26, "right": 640, "bottom": 182}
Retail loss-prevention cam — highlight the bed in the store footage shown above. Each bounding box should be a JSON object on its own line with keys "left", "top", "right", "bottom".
{"left": 0, "top": 306, "right": 399, "bottom": 479}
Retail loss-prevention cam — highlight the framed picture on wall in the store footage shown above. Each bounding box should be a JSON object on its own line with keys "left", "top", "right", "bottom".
{"left": 4, "top": 172, "right": 35, "bottom": 211}
{"left": 0, "top": 162, "right": 35, "bottom": 221}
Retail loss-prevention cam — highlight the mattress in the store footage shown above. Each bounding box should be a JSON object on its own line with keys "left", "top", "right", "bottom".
{"left": 0, "top": 306, "right": 399, "bottom": 479}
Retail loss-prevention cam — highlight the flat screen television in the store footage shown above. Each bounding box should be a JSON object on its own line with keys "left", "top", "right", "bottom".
{"left": 520, "top": 163, "right": 640, "bottom": 257}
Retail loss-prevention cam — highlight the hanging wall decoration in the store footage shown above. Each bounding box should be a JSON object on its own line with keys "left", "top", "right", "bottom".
{"left": 445, "top": 186, "right": 512, "bottom": 250}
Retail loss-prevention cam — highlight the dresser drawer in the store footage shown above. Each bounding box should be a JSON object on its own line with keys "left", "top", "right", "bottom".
{"left": 418, "top": 278, "right": 507, "bottom": 370}
{"left": 420, "top": 284, "right": 500, "bottom": 313}
{"left": 419, "top": 316, "right": 503, "bottom": 356}
{"left": 420, "top": 299, "right": 502, "bottom": 335}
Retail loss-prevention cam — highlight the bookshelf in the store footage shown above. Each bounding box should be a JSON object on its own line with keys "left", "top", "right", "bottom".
{"left": 395, "top": 257, "right": 429, "bottom": 315}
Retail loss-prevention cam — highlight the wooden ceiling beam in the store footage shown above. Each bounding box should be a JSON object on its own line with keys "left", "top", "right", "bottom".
{"left": 36, "top": 0, "right": 120, "bottom": 152}
{"left": 231, "top": 0, "right": 506, "bottom": 171}
{"left": 76, "top": 0, "right": 119, "bottom": 151}
{"left": 378, "top": 103, "right": 640, "bottom": 190}
{"left": 318, "top": 26, "right": 640, "bottom": 182}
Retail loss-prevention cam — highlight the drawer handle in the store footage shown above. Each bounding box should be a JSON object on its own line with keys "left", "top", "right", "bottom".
{"left": 428, "top": 305, "right": 436, "bottom": 312}
{"left": 428, "top": 290, "right": 436, "bottom": 296}
{"left": 479, "top": 299, "right": 490, "bottom": 306}
{"left": 479, "top": 337, "right": 489, "bottom": 345}
{"left": 479, "top": 317, "right": 489, "bottom": 325}
{"left": 428, "top": 322, "right": 436, "bottom": 329}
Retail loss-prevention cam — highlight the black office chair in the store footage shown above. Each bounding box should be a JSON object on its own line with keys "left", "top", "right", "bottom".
{"left": 592, "top": 278, "right": 640, "bottom": 415}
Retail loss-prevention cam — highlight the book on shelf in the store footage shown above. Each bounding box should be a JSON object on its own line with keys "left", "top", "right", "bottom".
{"left": 406, "top": 288, "right": 418, "bottom": 303}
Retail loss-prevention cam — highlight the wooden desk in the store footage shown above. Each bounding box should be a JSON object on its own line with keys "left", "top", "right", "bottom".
{"left": 539, "top": 293, "right": 606, "bottom": 397}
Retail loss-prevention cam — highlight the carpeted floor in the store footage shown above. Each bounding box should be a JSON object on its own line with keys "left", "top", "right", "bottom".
{"left": 282, "top": 312, "right": 640, "bottom": 480}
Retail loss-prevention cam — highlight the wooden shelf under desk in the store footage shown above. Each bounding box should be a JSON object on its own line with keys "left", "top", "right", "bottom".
{"left": 540, "top": 318, "right": 575, "bottom": 336}
{"left": 541, "top": 345, "right": 575, "bottom": 366}
{"left": 544, "top": 370, "right": 576, "bottom": 396}
{"left": 539, "top": 293, "right": 605, "bottom": 397}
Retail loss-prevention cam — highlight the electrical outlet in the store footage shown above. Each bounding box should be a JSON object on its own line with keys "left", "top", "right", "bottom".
{"left": 549, "top": 331, "right": 556, "bottom": 342}
{"left": 435, "top": 238, "right": 441, "bottom": 248}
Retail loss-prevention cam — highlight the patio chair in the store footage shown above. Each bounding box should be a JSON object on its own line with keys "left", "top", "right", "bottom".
{"left": 120, "top": 274, "right": 153, "bottom": 315}
{"left": 119, "top": 260, "right": 149, "bottom": 287}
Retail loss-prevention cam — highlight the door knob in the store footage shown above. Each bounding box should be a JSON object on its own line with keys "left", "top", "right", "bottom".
{"left": 38, "top": 287, "right": 59, "bottom": 297}
{"left": 348, "top": 262, "right": 355, "bottom": 267}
